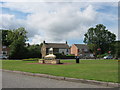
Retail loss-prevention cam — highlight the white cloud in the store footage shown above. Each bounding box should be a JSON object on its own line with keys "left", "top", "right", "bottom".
{"left": 1, "top": 2, "right": 118, "bottom": 44}
{"left": 0, "top": 14, "right": 25, "bottom": 29}
{"left": 25, "top": 4, "right": 99, "bottom": 44}
{"left": 27, "top": 35, "right": 44, "bottom": 45}
{"left": 2, "top": 0, "right": 119, "bottom": 2}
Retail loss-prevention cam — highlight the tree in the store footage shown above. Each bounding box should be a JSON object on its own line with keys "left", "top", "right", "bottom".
{"left": 84, "top": 24, "right": 116, "bottom": 56}
{"left": 2, "top": 28, "right": 43, "bottom": 59}
{"left": 1, "top": 30, "right": 12, "bottom": 46}
{"left": 113, "top": 41, "right": 120, "bottom": 58}
{"left": 27, "top": 44, "right": 41, "bottom": 58}
{"left": 6, "top": 27, "right": 28, "bottom": 59}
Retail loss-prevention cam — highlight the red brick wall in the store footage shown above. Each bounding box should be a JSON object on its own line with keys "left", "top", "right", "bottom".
{"left": 70, "top": 44, "right": 78, "bottom": 56}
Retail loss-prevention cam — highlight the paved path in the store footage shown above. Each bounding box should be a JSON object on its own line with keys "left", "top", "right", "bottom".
{"left": 2, "top": 71, "right": 111, "bottom": 88}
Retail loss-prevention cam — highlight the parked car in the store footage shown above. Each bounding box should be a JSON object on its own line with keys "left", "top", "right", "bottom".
{"left": 0, "top": 56, "right": 2, "bottom": 59}
{"left": 0, "top": 55, "right": 8, "bottom": 59}
{"left": 103, "top": 55, "right": 113, "bottom": 59}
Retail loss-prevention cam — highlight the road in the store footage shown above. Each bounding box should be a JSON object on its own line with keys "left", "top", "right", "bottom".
{"left": 2, "top": 71, "right": 111, "bottom": 88}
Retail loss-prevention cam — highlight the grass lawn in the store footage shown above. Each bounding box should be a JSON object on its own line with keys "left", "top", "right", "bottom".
{"left": 1, "top": 59, "right": 119, "bottom": 83}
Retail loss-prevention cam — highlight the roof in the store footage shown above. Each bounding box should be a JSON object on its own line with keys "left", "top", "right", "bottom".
{"left": 44, "top": 43, "right": 69, "bottom": 49}
{"left": 74, "top": 44, "right": 88, "bottom": 49}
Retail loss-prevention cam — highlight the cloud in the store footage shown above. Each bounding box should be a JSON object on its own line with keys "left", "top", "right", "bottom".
{"left": 2, "top": 0, "right": 119, "bottom": 2}
{"left": 1, "top": 2, "right": 118, "bottom": 44}
{"left": 25, "top": 5, "right": 99, "bottom": 43}
{"left": 0, "top": 14, "right": 25, "bottom": 29}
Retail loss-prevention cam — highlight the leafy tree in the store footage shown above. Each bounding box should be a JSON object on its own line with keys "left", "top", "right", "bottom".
{"left": 7, "top": 27, "right": 28, "bottom": 59}
{"left": 1, "top": 30, "right": 12, "bottom": 46}
{"left": 113, "top": 41, "right": 120, "bottom": 58}
{"left": 84, "top": 24, "right": 116, "bottom": 56}
{"left": 2, "top": 28, "right": 43, "bottom": 59}
{"left": 27, "top": 44, "right": 41, "bottom": 58}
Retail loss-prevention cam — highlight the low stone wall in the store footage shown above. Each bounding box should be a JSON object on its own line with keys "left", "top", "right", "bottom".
{"left": 39, "top": 59, "right": 60, "bottom": 64}
{"left": 39, "top": 60, "right": 44, "bottom": 63}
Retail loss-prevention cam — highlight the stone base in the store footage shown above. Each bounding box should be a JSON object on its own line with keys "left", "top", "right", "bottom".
{"left": 39, "top": 60, "right": 44, "bottom": 63}
{"left": 39, "top": 59, "right": 60, "bottom": 64}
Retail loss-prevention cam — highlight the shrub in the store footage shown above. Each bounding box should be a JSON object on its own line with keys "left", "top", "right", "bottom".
{"left": 66, "top": 54, "right": 75, "bottom": 56}
{"left": 97, "top": 53, "right": 109, "bottom": 58}
{"left": 54, "top": 53, "right": 65, "bottom": 59}
{"left": 116, "top": 60, "right": 120, "bottom": 62}
{"left": 54, "top": 53, "right": 75, "bottom": 59}
{"left": 22, "top": 58, "right": 40, "bottom": 61}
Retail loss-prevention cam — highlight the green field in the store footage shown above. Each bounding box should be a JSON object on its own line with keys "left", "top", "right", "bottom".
{"left": 1, "top": 59, "right": 119, "bottom": 83}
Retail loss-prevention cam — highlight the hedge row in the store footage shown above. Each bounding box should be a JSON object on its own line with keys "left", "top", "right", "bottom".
{"left": 55, "top": 54, "right": 75, "bottom": 59}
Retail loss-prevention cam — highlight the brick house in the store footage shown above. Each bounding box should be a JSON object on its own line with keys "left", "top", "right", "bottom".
{"left": 41, "top": 41, "right": 70, "bottom": 58}
{"left": 70, "top": 44, "right": 93, "bottom": 57}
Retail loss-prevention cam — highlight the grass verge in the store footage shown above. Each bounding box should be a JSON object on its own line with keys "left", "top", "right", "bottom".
{"left": 2, "top": 59, "right": 118, "bottom": 83}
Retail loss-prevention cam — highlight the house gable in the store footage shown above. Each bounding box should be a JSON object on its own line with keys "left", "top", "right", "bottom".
{"left": 70, "top": 44, "right": 78, "bottom": 56}
{"left": 41, "top": 41, "right": 70, "bottom": 58}
{"left": 74, "top": 44, "right": 89, "bottom": 52}
{"left": 41, "top": 44, "right": 47, "bottom": 58}
{"left": 44, "top": 43, "right": 69, "bottom": 49}
{"left": 71, "top": 44, "right": 91, "bottom": 56}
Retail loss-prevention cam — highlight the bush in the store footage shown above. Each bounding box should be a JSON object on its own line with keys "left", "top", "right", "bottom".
{"left": 66, "top": 54, "right": 75, "bottom": 56}
{"left": 22, "top": 58, "right": 40, "bottom": 61}
{"left": 117, "top": 60, "right": 120, "bottom": 62}
{"left": 54, "top": 53, "right": 64, "bottom": 59}
{"left": 97, "top": 53, "right": 109, "bottom": 58}
{"left": 65, "top": 56, "right": 75, "bottom": 59}
{"left": 54, "top": 53, "right": 75, "bottom": 59}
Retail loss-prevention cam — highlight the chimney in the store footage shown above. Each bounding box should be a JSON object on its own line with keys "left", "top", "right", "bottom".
{"left": 43, "top": 40, "right": 45, "bottom": 44}
{"left": 66, "top": 41, "right": 67, "bottom": 44}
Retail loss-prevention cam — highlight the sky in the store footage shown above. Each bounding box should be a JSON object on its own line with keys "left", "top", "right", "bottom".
{"left": 0, "top": 0, "right": 119, "bottom": 45}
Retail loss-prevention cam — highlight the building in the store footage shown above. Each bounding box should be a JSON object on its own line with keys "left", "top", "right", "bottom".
{"left": 41, "top": 41, "right": 70, "bottom": 58}
{"left": 70, "top": 44, "right": 93, "bottom": 58}
{"left": 0, "top": 46, "right": 10, "bottom": 59}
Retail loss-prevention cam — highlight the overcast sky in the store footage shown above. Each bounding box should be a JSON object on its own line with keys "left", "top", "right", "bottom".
{"left": 0, "top": 0, "right": 118, "bottom": 45}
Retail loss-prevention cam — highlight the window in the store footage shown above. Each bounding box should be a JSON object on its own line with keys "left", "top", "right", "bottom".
{"left": 3, "top": 46, "right": 6, "bottom": 48}
{"left": 2, "top": 51, "right": 7, "bottom": 55}
{"left": 67, "top": 49, "right": 69, "bottom": 52}
{"left": 84, "top": 49, "right": 88, "bottom": 51}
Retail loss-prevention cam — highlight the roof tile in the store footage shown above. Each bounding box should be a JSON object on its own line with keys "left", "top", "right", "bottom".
{"left": 44, "top": 43, "right": 69, "bottom": 49}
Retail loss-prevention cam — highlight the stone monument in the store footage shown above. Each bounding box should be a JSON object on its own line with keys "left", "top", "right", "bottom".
{"left": 44, "top": 48, "right": 56, "bottom": 60}
{"left": 39, "top": 48, "right": 60, "bottom": 64}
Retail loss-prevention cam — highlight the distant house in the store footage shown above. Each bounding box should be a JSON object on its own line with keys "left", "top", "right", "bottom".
{"left": 0, "top": 46, "right": 10, "bottom": 59}
{"left": 70, "top": 44, "right": 93, "bottom": 58}
{"left": 41, "top": 41, "right": 70, "bottom": 58}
